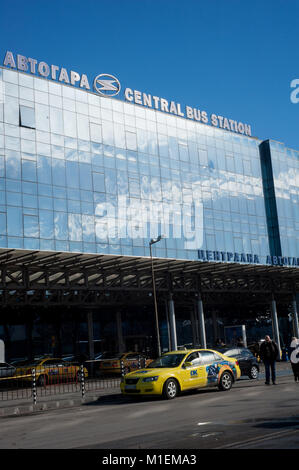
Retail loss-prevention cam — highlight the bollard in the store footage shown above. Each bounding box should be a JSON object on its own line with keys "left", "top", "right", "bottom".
{"left": 80, "top": 364, "right": 85, "bottom": 399}
{"left": 32, "top": 368, "right": 37, "bottom": 406}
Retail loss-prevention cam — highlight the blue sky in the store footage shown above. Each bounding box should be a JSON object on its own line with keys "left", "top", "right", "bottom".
{"left": 1, "top": 0, "right": 299, "bottom": 149}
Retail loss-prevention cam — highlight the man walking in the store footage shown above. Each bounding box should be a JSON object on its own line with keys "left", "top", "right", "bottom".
{"left": 259, "top": 335, "right": 279, "bottom": 385}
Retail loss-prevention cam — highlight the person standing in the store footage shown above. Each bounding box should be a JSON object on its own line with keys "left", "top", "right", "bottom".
{"left": 289, "top": 337, "right": 299, "bottom": 382}
{"left": 259, "top": 335, "right": 279, "bottom": 385}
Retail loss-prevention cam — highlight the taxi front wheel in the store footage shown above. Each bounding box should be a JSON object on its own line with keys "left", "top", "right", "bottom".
{"left": 218, "top": 371, "right": 233, "bottom": 391}
{"left": 163, "top": 378, "right": 179, "bottom": 399}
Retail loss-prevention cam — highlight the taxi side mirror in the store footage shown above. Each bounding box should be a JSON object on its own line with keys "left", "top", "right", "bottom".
{"left": 183, "top": 362, "right": 193, "bottom": 369}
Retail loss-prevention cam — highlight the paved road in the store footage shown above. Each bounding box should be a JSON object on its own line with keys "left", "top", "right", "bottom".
{"left": 0, "top": 372, "right": 298, "bottom": 450}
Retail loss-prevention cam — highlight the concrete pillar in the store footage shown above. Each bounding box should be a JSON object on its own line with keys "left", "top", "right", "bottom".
{"left": 87, "top": 311, "right": 94, "bottom": 360}
{"left": 168, "top": 294, "right": 177, "bottom": 351}
{"left": 190, "top": 308, "right": 198, "bottom": 346}
{"left": 270, "top": 296, "right": 281, "bottom": 357}
{"left": 164, "top": 299, "right": 171, "bottom": 352}
{"left": 212, "top": 310, "right": 218, "bottom": 345}
{"left": 292, "top": 295, "right": 299, "bottom": 338}
{"left": 116, "top": 311, "right": 125, "bottom": 353}
{"left": 197, "top": 294, "right": 207, "bottom": 348}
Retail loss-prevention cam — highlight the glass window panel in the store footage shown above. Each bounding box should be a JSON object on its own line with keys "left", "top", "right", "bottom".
{"left": 3, "top": 69, "right": 18, "bottom": 84}
{"left": 22, "top": 181, "right": 37, "bottom": 195}
{"left": 50, "top": 107, "right": 63, "bottom": 134}
{"left": 35, "top": 90, "right": 49, "bottom": 105}
{"left": 81, "top": 201, "right": 94, "bottom": 215}
{"left": 40, "top": 239, "right": 55, "bottom": 250}
{"left": 114, "top": 123, "right": 125, "bottom": 149}
{"left": 63, "top": 110, "right": 77, "bottom": 138}
{"left": 92, "top": 172, "right": 105, "bottom": 192}
{"left": 6, "top": 150, "right": 21, "bottom": 179}
{"left": 23, "top": 194, "right": 38, "bottom": 208}
{"left": 49, "top": 94, "right": 62, "bottom": 108}
{"left": 39, "top": 196, "right": 53, "bottom": 210}
{"left": 21, "top": 139, "right": 35, "bottom": 154}
{"left": 7, "top": 207, "right": 23, "bottom": 236}
{"left": 35, "top": 104, "right": 50, "bottom": 132}
{"left": 0, "top": 155, "right": 4, "bottom": 177}
{"left": 53, "top": 198, "right": 67, "bottom": 211}
{"left": 68, "top": 199, "right": 80, "bottom": 212}
{"left": 0, "top": 213, "right": 6, "bottom": 234}
{"left": 19, "top": 86, "right": 34, "bottom": 101}
{"left": 37, "top": 156, "right": 52, "bottom": 184}
{"left": 82, "top": 215, "right": 95, "bottom": 242}
{"left": 19, "top": 105, "right": 35, "bottom": 128}
{"left": 4, "top": 97, "right": 19, "bottom": 125}
{"left": 39, "top": 210, "right": 54, "bottom": 238}
{"left": 22, "top": 159, "right": 37, "bottom": 181}
{"left": 66, "top": 161, "right": 79, "bottom": 188}
{"left": 77, "top": 114, "right": 90, "bottom": 140}
{"left": 68, "top": 213, "right": 82, "bottom": 241}
{"left": 54, "top": 212, "right": 68, "bottom": 240}
{"left": 105, "top": 169, "right": 117, "bottom": 194}
{"left": 90, "top": 122, "right": 102, "bottom": 143}
{"left": 24, "top": 215, "right": 39, "bottom": 237}
{"left": 102, "top": 120, "right": 114, "bottom": 146}
{"left": 52, "top": 159, "right": 66, "bottom": 186}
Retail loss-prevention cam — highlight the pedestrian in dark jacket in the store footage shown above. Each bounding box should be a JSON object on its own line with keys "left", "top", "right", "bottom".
{"left": 259, "top": 335, "right": 279, "bottom": 385}
{"left": 289, "top": 337, "right": 299, "bottom": 382}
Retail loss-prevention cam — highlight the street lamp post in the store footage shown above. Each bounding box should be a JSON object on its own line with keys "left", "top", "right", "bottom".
{"left": 149, "top": 235, "right": 163, "bottom": 358}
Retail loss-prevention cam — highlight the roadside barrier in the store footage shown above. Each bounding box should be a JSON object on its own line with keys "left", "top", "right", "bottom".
{"left": 0, "top": 359, "right": 148, "bottom": 404}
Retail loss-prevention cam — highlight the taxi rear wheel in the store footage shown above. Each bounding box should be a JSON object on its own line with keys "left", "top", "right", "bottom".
{"left": 218, "top": 371, "right": 233, "bottom": 391}
{"left": 163, "top": 378, "right": 179, "bottom": 399}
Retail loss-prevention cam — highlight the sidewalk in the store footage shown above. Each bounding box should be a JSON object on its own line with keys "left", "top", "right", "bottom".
{"left": 0, "top": 386, "right": 121, "bottom": 418}
{"left": 0, "top": 362, "right": 292, "bottom": 418}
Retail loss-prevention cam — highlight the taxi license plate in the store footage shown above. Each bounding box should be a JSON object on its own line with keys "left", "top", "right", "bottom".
{"left": 125, "top": 385, "right": 136, "bottom": 390}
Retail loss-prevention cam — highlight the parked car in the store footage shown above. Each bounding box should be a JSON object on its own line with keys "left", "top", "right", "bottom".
{"left": 0, "top": 362, "right": 16, "bottom": 379}
{"left": 98, "top": 352, "right": 153, "bottom": 375}
{"left": 83, "top": 352, "right": 109, "bottom": 376}
{"left": 14, "top": 357, "right": 88, "bottom": 386}
{"left": 215, "top": 347, "right": 259, "bottom": 379}
{"left": 121, "top": 348, "right": 241, "bottom": 399}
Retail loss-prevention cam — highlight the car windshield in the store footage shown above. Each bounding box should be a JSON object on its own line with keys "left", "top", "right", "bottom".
{"left": 147, "top": 353, "right": 186, "bottom": 368}
{"left": 15, "top": 359, "right": 43, "bottom": 366}
{"left": 217, "top": 349, "right": 235, "bottom": 355}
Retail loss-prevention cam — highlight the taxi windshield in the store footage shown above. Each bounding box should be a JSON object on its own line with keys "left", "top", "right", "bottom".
{"left": 147, "top": 353, "right": 186, "bottom": 368}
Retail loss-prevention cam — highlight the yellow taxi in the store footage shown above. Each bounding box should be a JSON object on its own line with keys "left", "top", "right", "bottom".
{"left": 15, "top": 357, "right": 88, "bottom": 386}
{"left": 98, "top": 352, "right": 153, "bottom": 375}
{"left": 120, "top": 348, "right": 241, "bottom": 399}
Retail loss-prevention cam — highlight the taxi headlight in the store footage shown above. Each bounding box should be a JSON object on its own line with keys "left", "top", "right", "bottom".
{"left": 142, "top": 376, "right": 159, "bottom": 382}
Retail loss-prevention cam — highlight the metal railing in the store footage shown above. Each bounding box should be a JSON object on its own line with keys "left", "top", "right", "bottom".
{"left": 0, "top": 357, "right": 147, "bottom": 404}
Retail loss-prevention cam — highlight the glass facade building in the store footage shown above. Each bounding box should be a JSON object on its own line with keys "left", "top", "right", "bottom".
{"left": 0, "top": 64, "right": 298, "bottom": 361}
{"left": 0, "top": 66, "right": 286, "bottom": 263}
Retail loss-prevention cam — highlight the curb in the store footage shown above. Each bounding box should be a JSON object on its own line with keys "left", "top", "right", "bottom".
{"left": 0, "top": 395, "right": 101, "bottom": 418}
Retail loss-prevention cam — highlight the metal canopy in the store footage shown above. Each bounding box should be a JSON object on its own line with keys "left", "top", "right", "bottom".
{"left": 0, "top": 248, "right": 298, "bottom": 306}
